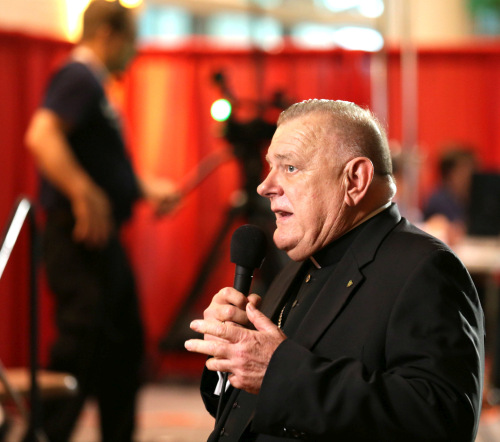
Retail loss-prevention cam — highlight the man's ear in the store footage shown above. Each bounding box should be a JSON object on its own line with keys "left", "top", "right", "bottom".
{"left": 343, "top": 157, "right": 374, "bottom": 206}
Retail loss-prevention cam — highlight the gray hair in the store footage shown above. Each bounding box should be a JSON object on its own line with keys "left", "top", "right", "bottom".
{"left": 278, "top": 99, "right": 393, "bottom": 178}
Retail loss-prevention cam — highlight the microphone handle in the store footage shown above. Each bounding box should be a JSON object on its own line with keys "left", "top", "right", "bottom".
{"left": 215, "top": 265, "right": 255, "bottom": 424}
{"left": 233, "top": 265, "right": 254, "bottom": 296}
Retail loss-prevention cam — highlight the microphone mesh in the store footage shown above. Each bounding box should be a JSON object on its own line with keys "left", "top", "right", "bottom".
{"left": 230, "top": 224, "right": 267, "bottom": 269}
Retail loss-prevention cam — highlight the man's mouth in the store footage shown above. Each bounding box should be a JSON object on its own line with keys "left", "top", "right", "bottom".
{"left": 276, "top": 210, "right": 293, "bottom": 220}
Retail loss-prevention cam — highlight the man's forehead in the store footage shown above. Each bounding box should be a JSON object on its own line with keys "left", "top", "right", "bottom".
{"left": 266, "top": 115, "right": 335, "bottom": 160}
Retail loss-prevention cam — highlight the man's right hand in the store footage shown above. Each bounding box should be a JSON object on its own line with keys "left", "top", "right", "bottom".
{"left": 71, "top": 182, "right": 113, "bottom": 248}
{"left": 25, "top": 109, "right": 114, "bottom": 248}
{"left": 202, "top": 288, "right": 262, "bottom": 341}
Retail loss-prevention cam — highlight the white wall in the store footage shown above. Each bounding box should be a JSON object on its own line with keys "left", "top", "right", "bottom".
{"left": 0, "top": 0, "right": 67, "bottom": 38}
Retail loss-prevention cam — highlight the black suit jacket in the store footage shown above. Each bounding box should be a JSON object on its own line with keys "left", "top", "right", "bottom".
{"left": 201, "top": 204, "right": 484, "bottom": 441}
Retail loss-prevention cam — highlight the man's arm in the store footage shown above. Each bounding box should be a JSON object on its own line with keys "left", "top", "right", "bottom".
{"left": 25, "top": 108, "right": 113, "bottom": 248}
{"left": 137, "top": 176, "right": 181, "bottom": 216}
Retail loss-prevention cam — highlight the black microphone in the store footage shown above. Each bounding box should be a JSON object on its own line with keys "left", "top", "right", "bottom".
{"left": 230, "top": 224, "right": 268, "bottom": 295}
{"left": 215, "top": 224, "right": 267, "bottom": 424}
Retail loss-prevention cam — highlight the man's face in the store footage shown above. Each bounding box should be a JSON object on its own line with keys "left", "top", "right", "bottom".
{"left": 257, "top": 113, "right": 349, "bottom": 261}
{"left": 106, "top": 28, "right": 136, "bottom": 73}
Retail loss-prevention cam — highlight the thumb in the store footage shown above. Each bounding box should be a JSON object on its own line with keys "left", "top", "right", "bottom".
{"left": 246, "top": 303, "right": 275, "bottom": 332}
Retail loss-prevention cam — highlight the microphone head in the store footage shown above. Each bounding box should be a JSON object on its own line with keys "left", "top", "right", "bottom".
{"left": 230, "top": 224, "right": 267, "bottom": 269}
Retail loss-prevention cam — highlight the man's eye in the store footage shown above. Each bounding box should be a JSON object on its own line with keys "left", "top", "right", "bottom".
{"left": 286, "top": 165, "right": 297, "bottom": 173}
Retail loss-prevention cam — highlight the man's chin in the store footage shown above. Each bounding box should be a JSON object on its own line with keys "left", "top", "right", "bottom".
{"left": 273, "top": 231, "right": 291, "bottom": 251}
{"left": 273, "top": 233, "right": 306, "bottom": 261}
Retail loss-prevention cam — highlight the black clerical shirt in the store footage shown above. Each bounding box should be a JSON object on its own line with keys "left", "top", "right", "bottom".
{"left": 276, "top": 223, "right": 364, "bottom": 337}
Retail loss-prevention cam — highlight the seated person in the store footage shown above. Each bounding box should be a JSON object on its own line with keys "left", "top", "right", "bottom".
{"left": 423, "top": 146, "right": 477, "bottom": 245}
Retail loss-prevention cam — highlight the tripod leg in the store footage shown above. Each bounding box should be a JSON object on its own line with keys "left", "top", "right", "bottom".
{"left": 159, "top": 206, "right": 243, "bottom": 351}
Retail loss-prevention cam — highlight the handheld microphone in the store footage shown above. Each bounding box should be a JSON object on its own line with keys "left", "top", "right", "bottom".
{"left": 230, "top": 224, "right": 268, "bottom": 295}
{"left": 215, "top": 224, "right": 267, "bottom": 424}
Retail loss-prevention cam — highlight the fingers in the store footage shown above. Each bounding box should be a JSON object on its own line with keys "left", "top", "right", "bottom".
{"left": 216, "top": 287, "right": 251, "bottom": 309}
{"left": 247, "top": 302, "right": 281, "bottom": 333}
{"left": 72, "top": 212, "right": 89, "bottom": 243}
{"left": 203, "top": 288, "right": 260, "bottom": 326}
{"left": 73, "top": 213, "right": 112, "bottom": 248}
{"left": 185, "top": 320, "right": 235, "bottom": 369}
{"left": 155, "top": 191, "right": 182, "bottom": 216}
{"left": 184, "top": 337, "right": 235, "bottom": 374}
{"left": 247, "top": 293, "right": 262, "bottom": 308}
{"left": 184, "top": 336, "right": 224, "bottom": 359}
{"left": 71, "top": 184, "right": 113, "bottom": 248}
{"left": 186, "top": 306, "right": 285, "bottom": 395}
{"left": 185, "top": 320, "right": 249, "bottom": 375}
{"left": 140, "top": 177, "right": 182, "bottom": 217}
{"left": 189, "top": 318, "right": 241, "bottom": 343}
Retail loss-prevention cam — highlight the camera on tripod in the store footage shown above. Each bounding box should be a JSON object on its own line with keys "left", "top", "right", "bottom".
{"left": 210, "top": 70, "right": 290, "bottom": 214}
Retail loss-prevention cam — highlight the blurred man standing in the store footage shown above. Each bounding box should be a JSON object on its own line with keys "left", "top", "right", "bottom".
{"left": 25, "top": 1, "right": 179, "bottom": 440}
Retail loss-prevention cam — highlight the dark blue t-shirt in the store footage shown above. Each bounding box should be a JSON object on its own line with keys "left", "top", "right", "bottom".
{"left": 40, "top": 61, "right": 140, "bottom": 224}
{"left": 422, "top": 186, "right": 465, "bottom": 223}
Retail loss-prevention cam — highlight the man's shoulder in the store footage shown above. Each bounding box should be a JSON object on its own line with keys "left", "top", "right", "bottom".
{"left": 51, "top": 61, "right": 99, "bottom": 89}
{"left": 395, "top": 217, "right": 449, "bottom": 245}
{"left": 43, "top": 61, "right": 102, "bottom": 122}
{"left": 381, "top": 218, "right": 460, "bottom": 267}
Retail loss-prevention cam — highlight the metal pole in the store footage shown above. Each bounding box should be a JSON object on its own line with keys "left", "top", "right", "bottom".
{"left": 0, "top": 197, "right": 46, "bottom": 441}
{"left": 400, "top": 0, "right": 420, "bottom": 223}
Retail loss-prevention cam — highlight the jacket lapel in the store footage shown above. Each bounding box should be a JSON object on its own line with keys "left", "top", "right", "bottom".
{"left": 293, "top": 204, "right": 402, "bottom": 349}
{"left": 292, "top": 250, "right": 363, "bottom": 348}
{"left": 260, "top": 260, "right": 305, "bottom": 320}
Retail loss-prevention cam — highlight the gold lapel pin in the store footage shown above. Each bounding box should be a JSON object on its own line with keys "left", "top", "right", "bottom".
{"left": 347, "top": 280, "right": 353, "bottom": 287}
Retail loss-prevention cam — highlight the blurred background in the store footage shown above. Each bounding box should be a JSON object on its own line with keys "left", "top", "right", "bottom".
{"left": 1, "top": 0, "right": 500, "bottom": 440}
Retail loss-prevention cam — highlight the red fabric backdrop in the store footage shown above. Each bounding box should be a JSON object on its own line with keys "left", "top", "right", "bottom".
{"left": 1, "top": 31, "right": 499, "bottom": 377}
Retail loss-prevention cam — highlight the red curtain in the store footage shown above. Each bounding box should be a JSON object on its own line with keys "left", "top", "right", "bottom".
{"left": 387, "top": 45, "right": 500, "bottom": 200}
{"left": 1, "top": 30, "right": 499, "bottom": 376}
{"left": 0, "top": 32, "right": 71, "bottom": 370}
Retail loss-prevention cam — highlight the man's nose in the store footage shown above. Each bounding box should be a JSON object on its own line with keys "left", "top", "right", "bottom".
{"left": 257, "top": 170, "right": 277, "bottom": 198}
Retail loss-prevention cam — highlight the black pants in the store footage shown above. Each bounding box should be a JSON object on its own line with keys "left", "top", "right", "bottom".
{"left": 41, "top": 210, "right": 144, "bottom": 442}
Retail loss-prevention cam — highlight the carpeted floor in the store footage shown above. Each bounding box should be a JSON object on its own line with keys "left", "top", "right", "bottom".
{"left": 74, "top": 382, "right": 500, "bottom": 442}
{"left": 3, "top": 381, "right": 500, "bottom": 441}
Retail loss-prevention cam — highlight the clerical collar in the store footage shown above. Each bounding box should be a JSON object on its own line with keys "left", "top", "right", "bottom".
{"left": 310, "top": 202, "right": 391, "bottom": 269}
{"left": 310, "top": 226, "right": 360, "bottom": 269}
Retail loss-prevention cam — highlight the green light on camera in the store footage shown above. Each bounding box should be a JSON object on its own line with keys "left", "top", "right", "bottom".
{"left": 211, "top": 99, "right": 232, "bottom": 122}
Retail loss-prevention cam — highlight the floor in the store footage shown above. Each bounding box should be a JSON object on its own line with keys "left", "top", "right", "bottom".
{"left": 3, "top": 380, "right": 500, "bottom": 441}
{"left": 481, "top": 407, "right": 500, "bottom": 442}
{"left": 72, "top": 382, "right": 214, "bottom": 442}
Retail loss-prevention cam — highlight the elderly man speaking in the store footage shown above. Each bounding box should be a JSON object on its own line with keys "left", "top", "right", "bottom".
{"left": 185, "top": 99, "right": 484, "bottom": 441}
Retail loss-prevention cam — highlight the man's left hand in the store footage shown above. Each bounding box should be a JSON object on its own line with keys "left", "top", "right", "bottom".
{"left": 185, "top": 303, "right": 286, "bottom": 395}
{"left": 139, "top": 176, "right": 181, "bottom": 216}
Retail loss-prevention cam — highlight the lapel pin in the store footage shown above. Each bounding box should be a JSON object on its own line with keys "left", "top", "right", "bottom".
{"left": 347, "top": 280, "right": 353, "bottom": 287}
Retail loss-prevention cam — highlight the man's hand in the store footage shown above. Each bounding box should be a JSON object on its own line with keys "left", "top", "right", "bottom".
{"left": 203, "top": 287, "right": 261, "bottom": 327}
{"left": 185, "top": 302, "right": 286, "bottom": 395}
{"left": 140, "top": 176, "right": 181, "bottom": 216}
{"left": 71, "top": 182, "right": 113, "bottom": 248}
{"left": 200, "top": 287, "right": 261, "bottom": 349}
{"left": 24, "top": 109, "right": 114, "bottom": 248}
